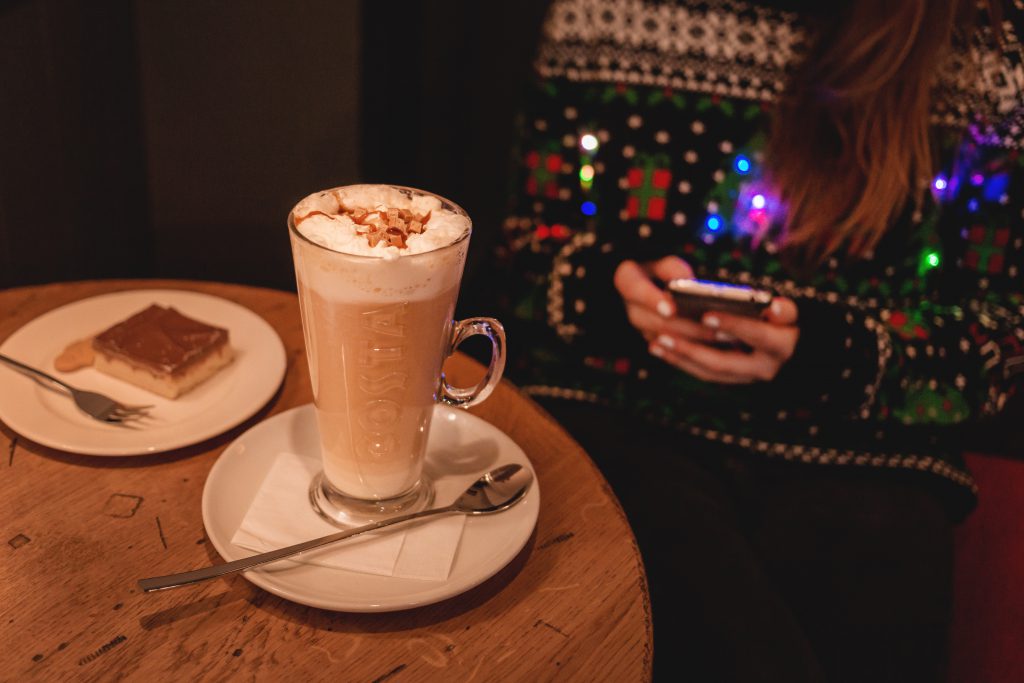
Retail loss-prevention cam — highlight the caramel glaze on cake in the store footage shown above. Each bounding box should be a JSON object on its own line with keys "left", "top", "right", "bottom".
{"left": 91, "top": 305, "right": 234, "bottom": 399}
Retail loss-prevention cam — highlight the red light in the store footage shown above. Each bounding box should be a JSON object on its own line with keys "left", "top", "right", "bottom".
{"left": 551, "top": 224, "right": 570, "bottom": 239}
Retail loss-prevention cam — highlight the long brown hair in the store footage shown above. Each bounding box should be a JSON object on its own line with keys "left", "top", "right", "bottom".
{"left": 767, "top": 0, "right": 999, "bottom": 262}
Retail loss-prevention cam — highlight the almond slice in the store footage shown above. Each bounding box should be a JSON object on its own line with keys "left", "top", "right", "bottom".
{"left": 385, "top": 227, "right": 408, "bottom": 248}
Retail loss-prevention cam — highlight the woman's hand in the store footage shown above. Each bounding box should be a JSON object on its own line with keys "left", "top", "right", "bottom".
{"left": 613, "top": 257, "right": 800, "bottom": 384}
{"left": 614, "top": 256, "right": 720, "bottom": 345}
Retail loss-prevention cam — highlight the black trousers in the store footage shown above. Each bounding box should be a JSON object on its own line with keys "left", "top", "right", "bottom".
{"left": 537, "top": 399, "right": 954, "bottom": 683}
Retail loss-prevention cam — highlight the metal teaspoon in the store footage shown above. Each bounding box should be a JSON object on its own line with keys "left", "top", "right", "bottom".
{"left": 137, "top": 463, "right": 533, "bottom": 593}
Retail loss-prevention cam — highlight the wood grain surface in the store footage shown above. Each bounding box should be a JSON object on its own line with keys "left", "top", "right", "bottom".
{"left": 0, "top": 280, "right": 651, "bottom": 682}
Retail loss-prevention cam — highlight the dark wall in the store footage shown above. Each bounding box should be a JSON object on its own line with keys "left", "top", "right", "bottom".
{"left": 361, "top": 1, "right": 549, "bottom": 308}
{"left": 0, "top": 0, "right": 361, "bottom": 292}
{"left": 0, "top": 0, "right": 153, "bottom": 288}
{"left": 0, "top": 0, "right": 547, "bottom": 295}
{"left": 135, "top": 0, "right": 361, "bottom": 290}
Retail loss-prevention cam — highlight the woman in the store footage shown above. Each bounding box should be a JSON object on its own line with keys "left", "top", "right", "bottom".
{"left": 495, "top": 0, "right": 1024, "bottom": 680}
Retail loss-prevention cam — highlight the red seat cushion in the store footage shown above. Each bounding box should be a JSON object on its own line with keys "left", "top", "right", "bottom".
{"left": 948, "top": 452, "right": 1024, "bottom": 682}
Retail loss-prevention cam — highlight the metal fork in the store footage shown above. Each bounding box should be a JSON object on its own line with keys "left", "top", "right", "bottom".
{"left": 0, "top": 353, "right": 152, "bottom": 424}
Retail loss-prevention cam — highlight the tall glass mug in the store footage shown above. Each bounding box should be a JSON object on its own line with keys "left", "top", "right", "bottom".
{"left": 288, "top": 185, "right": 505, "bottom": 527}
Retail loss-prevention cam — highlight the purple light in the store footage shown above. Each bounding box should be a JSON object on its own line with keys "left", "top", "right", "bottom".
{"left": 970, "top": 173, "right": 985, "bottom": 186}
{"left": 933, "top": 176, "right": 948, "bottom": 192}
{"left": 751, "top": 194, "right": 766, "bottom": 209}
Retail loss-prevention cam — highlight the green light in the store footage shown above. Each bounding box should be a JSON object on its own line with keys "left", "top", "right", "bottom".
{"left": 925, "top": 251, "right": 940, "bottom": 269}
{"left": 579, "top": 164, "right": 595, "bottom": 182}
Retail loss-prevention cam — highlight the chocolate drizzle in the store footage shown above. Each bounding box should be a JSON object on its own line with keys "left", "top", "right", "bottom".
{"left": 92, "top": 305, "right": 229, "bottom": 376}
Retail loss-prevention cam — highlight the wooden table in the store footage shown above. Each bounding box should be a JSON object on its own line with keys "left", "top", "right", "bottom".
{"left": 0, "top": 280, "right": 651, "bottom": 682}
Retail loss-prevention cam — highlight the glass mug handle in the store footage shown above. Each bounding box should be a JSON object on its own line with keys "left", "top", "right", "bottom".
{"left": 440, "top": 317, "right": 506, "bottom": 408}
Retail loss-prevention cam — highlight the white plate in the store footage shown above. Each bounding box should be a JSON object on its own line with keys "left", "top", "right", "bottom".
{"left": 0, "top": 289, "right": 286, "bottom": 456}
{"left": 202, "top": 403, "right": 540, "bottom": 612}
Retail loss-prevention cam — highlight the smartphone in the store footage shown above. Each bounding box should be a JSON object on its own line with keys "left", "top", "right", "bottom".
{"left": 667, "top": 279, "right": 773, "bottom": 319}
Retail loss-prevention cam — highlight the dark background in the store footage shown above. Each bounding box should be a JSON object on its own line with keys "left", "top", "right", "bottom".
{"left": 0, "top": 0, "right": 549, "bottom": 306}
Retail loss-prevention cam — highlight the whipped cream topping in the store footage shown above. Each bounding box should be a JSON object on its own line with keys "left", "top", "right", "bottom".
{"left": 292, "top": 185, "right": 470, "bottom": 259}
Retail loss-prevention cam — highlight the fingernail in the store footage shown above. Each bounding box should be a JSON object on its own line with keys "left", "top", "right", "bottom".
{"left": 715, "top": 331, "right": 736, "bottom": 343}
{"left": 704, "top": 314, "right": 720, "bottom": 329}
{"left": 656, "top": 300, "right": 673, "bottom": 317}
{"left": 656, "top": 334, "right": 675, "bottom": 350}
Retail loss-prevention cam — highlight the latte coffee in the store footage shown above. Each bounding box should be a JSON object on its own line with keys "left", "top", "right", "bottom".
{"left": 288, "top": 185, "right": 504, "bottom": 525}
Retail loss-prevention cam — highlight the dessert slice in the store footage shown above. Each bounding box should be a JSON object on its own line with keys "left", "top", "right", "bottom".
{"left": 91, "top": 305, "right": 233, "bottom": 399}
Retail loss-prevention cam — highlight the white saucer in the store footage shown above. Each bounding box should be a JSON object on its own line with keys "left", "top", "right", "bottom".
{"left": 0, "top": 289, "right": 286, "bottom": 456}
{"left": 202, "top": 403, "right": 540, "bottom": 612}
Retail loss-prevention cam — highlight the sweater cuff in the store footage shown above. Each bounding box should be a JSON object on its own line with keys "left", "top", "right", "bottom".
{"left": 765, "top": 297, "right": 882, "bottom": 415}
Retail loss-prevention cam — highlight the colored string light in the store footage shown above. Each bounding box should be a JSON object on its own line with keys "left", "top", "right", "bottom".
{"left": 933, "top": 176, "right": 948, "bottom": 191}
{"left": 983, "top": 173, "right": 1010, "bottom": 201}
{"left": 580, "top": 134, "right": 599, "bottom": 152}
{"left": 926, "top": 252, "right": 941, "bottom": 268}
{"left": 967, "top": 199, "right": 979, "bottom": 213}
{"left": 579, "top": 164, "right": 595, "bottom": 182}
{"left": 581, "top": 201, "right": 597, "bottom": 216}
{"left": 734, "top": 155, "right": 751, "bottom": 175}
{"left": 751, "top": 193, "right": 766, "bottom": 209}
{"left": 706, "top": 214, "right": 723, "bottom": 231}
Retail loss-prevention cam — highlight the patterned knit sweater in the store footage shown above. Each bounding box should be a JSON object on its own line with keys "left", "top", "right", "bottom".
{"left": 497, "top": 0, "right": 1024, "bottom": 517}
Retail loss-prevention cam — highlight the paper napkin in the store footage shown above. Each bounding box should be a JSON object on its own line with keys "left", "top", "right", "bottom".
{"left": 231, "top": 451, "right": 465, "bottom": 580}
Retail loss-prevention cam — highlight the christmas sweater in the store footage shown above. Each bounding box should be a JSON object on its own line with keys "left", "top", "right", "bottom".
{"left": 496, "top": 0, "right": 1024, "bottom": 516}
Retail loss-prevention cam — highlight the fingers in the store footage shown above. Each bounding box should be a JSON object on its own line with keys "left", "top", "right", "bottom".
{"left": 614, "top": 260, "right": 675, "bottom": 317}
{"left": 701, "top": 312, "right": 799, "bottom": 359}
{"left": 651, "top": 344, "right": 749, "bottom": 384}
{"left": 662, "top": 316, "right": 719, "bottom": 343}
{"left": 626, "top": 304, "right": 718, "bottom": 342}
{"left": 764, "top": 297, "right": 798, "bottom": 325}
{"left": 627, "top": 275, "right": 798, "bottom": 383}
{"left": 648, "top": 255, "right": 694, "bottom": 283}
{"left": 650, "top": 335, "right": 779, "bottom": 383}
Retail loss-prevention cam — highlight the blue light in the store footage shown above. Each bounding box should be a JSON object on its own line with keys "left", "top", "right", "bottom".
{"left": 734, "top": 156, "right": 751, "bottom": 175}
{"left": 983, "top": 173, "right": 1010, "bottom": 202}
{"left": 967, "top": 198, "right": 979, "bottom": 213}
{"left": 581, "top": 201, "right": 597, "bottom": 216}
{"left": 933, "top": 176, "right": 948, "bottom": 192}
{"left": 706, "top": 214, "right": 723, "bottom": 231}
